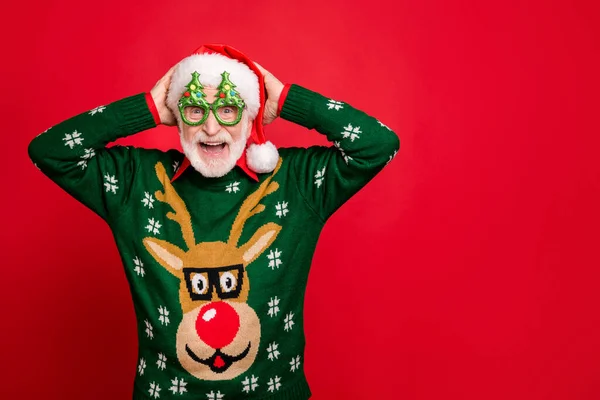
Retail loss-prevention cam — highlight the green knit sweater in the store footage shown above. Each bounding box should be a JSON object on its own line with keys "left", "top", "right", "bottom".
{"left": 28, "top": 84, "right": 399, "bottom": 400}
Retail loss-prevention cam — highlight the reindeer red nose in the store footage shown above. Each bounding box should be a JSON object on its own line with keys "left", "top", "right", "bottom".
{"left": 196, "top": 302, "right": 240, "bottom": 349}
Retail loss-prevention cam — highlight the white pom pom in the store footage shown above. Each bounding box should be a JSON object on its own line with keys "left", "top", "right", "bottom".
{"left": 246, "top": 141, "right": 279, "bottom": 173}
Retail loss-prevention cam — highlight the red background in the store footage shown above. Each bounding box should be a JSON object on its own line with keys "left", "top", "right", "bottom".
{"left": 3, "top": 0, "right": 600, "bottom": 399}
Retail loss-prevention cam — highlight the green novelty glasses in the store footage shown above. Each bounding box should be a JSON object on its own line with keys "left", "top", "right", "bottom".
{"left": 177, "top": 71, "right": 246, "bottom": 127}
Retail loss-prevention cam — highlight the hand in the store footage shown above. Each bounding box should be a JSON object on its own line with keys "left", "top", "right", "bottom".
{"left": 150, "top": 64, "right": 178, "bottom": 126}
{"left": 254, "top": 62, "right": 284, "bottom": 125}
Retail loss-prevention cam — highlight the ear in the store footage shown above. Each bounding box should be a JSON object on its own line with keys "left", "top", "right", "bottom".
{"left": 143, "top": 237, "right": 186, "bottom": 278}
{"left": 240, "top": 222, "right": 281, "bottom": 266}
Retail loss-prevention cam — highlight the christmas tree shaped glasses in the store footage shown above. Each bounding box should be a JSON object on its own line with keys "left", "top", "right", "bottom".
{"left": 177, "top": 71, "right": 246, "bottom": 126}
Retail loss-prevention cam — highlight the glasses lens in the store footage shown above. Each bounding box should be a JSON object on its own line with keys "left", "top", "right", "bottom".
{"left": 216, "top": 106, "right": 239, "bottom": 123}
{"left": 184, "top": 106, "right": 206, "bottom": 122}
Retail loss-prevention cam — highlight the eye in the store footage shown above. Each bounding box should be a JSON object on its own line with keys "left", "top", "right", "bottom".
{"left": 216, "top": 106, "right": 239, "bottom": 122}
{"left": 191, "top": 273, "right": 209, "bottom": 295}
{"left": 184, "top": 106, "right": 206, "bottom": 122}
{"left": 220, "top": 271, "right": 237, "bottom": 293}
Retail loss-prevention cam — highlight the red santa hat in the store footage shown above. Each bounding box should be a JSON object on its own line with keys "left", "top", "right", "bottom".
{"left": 167, "top": 44, "right": 279, "bottom": 180}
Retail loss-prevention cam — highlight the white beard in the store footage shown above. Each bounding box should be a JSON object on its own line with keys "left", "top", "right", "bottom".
{"left": 180, "top": 117, "right": 250, "bottom": 178}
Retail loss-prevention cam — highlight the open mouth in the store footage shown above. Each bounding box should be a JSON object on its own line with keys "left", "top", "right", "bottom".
{"left": 186, "top": 342, "right": 251, "bottom": 373}
{"left": 199, "top": 142, "right": 227, "bottom": 155}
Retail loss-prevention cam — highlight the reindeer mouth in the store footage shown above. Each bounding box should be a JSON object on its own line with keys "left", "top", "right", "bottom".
{"left": 185, "top": 342, "right": 251, "bottom": 373}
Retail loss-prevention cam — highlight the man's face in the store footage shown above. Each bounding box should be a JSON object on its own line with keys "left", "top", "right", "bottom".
{"left": 180, "top": 87, "right": 252, "bottom": 178}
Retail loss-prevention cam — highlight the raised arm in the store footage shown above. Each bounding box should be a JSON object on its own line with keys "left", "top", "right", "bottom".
{"left": 257, "top": 64, "right": 400, "bottom": 221}
{"left": 27, "top": 66, "right": 176, "bottom": 222}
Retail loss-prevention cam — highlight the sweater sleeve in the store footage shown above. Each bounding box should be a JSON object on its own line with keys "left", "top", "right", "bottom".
{"left": 27, "top": 93, "right": 157, "bottom": 222}
{"left": 280, "top": 84, "right": 400, "bottom": 221}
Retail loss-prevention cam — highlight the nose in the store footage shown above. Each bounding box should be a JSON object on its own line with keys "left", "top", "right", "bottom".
{"left": 202, "top": 110, "right": 221, "bottom": 136}
{"left": 195, "top": 302, "right": 240, "bottom": 349}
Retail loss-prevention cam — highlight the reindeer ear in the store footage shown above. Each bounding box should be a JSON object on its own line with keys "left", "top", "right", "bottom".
{"left": 240, "top": 222, "right": 282, "bottom": 265}
{"left": 143, "top": 238, "right": 186, "bottom": 277}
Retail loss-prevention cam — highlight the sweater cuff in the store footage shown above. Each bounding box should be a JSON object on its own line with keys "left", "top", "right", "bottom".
{"left": 114, "top": 93, "right": 158, "bottom": 135}
{"left": 145, "top": 92, "right": 162, "bottom": 125}
{"left": 277, "top": 84, "right": 291, "bottom": 116}
{"left": 279, "top": 84, "right": 317, "bottom": 129}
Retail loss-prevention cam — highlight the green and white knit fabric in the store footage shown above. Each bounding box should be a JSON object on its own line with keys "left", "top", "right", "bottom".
{"left": 28, "top": 84, "right": 399, "bottom": 400}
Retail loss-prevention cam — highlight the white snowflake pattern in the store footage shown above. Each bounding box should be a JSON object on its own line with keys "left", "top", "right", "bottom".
{"left": 267, "top": 342, "right": 280, "bottom": 361}
{"left": 267, "top": 376, "right": 282, "bottom": 392}
{"left": 225, "top": 181, "right": 240, "bottom": 193}
{"left": 63, "top": 130, "right": 84, "bottom": 149}
{"left": 145, "top": 218, "right": 162, "bottom": 235}
{"left": 138, "top": 358, "right": 146, "bottom": 375}
{"left": 267, "top": 249, "right": 283, "bottom": 270}
{"left": 133, "top": 256, "right": 145, "bottom": 277}
{"left": 142, "top": 192, "right": 155, "bottom": 209}
{"left": 148, "top": 382, "right": 161, "bottom": 398}
{"left": 314, "top": 166, "right": 326, "bottom": 188}
{"left": 158, "top": 306, "right": 170, "bottom": 326}
{"left": 144, "top": 319, "right": 154, "bottom": 339}
{"left": 82, "top": 148, "right": 96, "bottom": 160}
{"left": 76, "top": 148, "right": 96, "bottom": 169}
{"left": 206, "top": 390, "right": 224, "bottom": 400}
{"left": 173, "top": 160, "right": 180, "bottom": 173}
{"left": 89, "top": 105, "right": 106, "bottom": 116}
{"left": 387, "top": 150, "right": 398, "bottom": 165}
{"left": 157, "top": 353, "right": 167, "bottom": 370}
{"left": 169, "top": 377, "right": 188, "bottom": 395}
{"left": 241, "top": 375, "right": 259, "bottom": 393}
{"left": 334, "top": 141, "right": 353, "bottom": 164}
{"left": 377, "top": 119, "right": 392, "bottom": 130}
{"left": 103, "top": 174, "right": 119, "bottom": 194}
{"left": 284, "top": 312, "right": 295, "bottom": 331}
{"left": 275, "top": 201, "right": 289, "bottom": 218}
{"left": 267, "top": 296, "right": 280, "bottom": 317}
{"left": 327, "top": 99, "right": 344, "bottom": 111}
{"left": 342, "top": 124, "right": 361, "bottom": 142}
{"left": 290, "top": 355, "right": 301, "bottom": 372}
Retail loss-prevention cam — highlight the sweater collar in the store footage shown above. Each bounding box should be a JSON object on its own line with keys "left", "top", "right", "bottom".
{"left": 170, "top": 151, "right": 259, "bottom": 183}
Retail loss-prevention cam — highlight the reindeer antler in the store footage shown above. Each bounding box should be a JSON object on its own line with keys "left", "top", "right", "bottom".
{"left": 154, "top": 162, "right": 196, "bottom": 250}
{"left": 228, "top": 158, "right": 283, "bottom": 247}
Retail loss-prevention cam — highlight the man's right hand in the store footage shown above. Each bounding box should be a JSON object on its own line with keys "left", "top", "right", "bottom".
{"left": 150, "top": 64, "right": 178, "bottom": 126}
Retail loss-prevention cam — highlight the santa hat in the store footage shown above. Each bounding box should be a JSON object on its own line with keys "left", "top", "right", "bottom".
{"left": 166, "top": 44, "right": 279, "bottom": 179}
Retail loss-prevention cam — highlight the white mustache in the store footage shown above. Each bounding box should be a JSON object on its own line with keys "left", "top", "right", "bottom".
{"left": 193, "top": 130, "right": 233, "bottom": 145}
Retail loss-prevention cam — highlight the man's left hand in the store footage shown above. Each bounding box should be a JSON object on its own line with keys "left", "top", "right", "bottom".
{"left": 254, "top": 62, "right": 284, "bottom": 125}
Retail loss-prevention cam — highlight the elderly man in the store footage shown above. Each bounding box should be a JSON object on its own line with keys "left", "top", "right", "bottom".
{"left": 28, "top": 45, "right": 399, "bottom": 399}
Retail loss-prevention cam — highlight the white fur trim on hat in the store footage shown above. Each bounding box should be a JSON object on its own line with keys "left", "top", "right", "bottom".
{"left": 167, "top": 53, "right": 260, "bottom": 120}
{"left": 246, "top": 141, "right": 279, "bottom": 173}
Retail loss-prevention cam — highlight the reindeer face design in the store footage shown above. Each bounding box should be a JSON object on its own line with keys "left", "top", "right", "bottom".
{"left": 143, "top": 160, "right": 282, "bottom": 381}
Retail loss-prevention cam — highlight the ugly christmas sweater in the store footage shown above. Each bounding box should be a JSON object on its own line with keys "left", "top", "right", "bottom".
{"left": 28, "top": 84, "right": 399, "bottom": 400}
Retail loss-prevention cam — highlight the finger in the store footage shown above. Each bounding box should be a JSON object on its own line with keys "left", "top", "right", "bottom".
{"left": 253, "top": 61, "right": 268, "bottom": 75}
{"left": 161, "top": 63, "right": 179, "bottom": 83}
{"left": 158, "top": 64, "right": 179, "bottom": 89}
{"left": 166, "top": 63, "right": 178, "bottom": 76}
